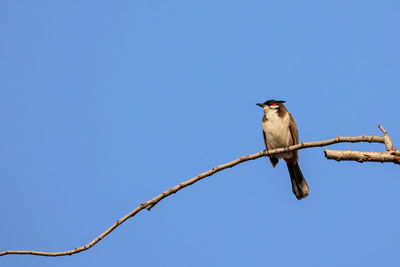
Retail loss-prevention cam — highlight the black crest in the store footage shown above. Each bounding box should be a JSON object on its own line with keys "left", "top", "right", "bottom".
{"left": 264, "top": 99, "right": 285, "bottom": 106}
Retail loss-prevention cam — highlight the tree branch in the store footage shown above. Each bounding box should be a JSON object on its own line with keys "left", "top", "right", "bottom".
{"left": 1, "top": 125, "right": 398, "bottom": 257}
{"left": 378, "top": 124, "right": 400, "bottom": 153}
{"left": 324, "top": 150, "right": 400, "bottom": 163}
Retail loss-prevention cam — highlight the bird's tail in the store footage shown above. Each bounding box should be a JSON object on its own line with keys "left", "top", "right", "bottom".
{"left": 286, "top": 161, "right": 309, "bottom": 200}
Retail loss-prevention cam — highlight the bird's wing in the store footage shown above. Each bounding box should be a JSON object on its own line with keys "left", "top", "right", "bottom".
{"left": 262, "top": 118, "right": 279, "bottom": 167}
{"left": 262, "top": 130, "right": 268, "bottom": 149}
{"left": 288, "top": 113, "right": 299, "bottom": 160}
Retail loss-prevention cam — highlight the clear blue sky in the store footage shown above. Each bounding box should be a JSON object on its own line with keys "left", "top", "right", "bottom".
{"left": 1, "top": 1, "right": 399, "bottom": 266}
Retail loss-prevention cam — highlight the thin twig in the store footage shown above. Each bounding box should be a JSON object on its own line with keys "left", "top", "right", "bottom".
{"left": 378, "top": 124, "right": 398, "bottom": 152}
{"left": 0, "top": 128, "right": 397, "bottom": 257}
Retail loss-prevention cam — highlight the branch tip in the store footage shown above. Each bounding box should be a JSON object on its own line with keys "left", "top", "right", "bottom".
{"left": 378, "top": 124, "right": 387, "bottom": 135}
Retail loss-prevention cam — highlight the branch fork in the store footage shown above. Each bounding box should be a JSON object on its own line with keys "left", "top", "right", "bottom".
{"left": 324, "top": 125, "right": 400, "bottom": 164}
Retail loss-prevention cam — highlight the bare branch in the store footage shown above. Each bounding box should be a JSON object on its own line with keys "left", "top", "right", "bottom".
{"left": 324, "top": 150, "right": 400, "bottom": 164}
{"left": 378, "top": 124, "right": 388, "bottom": 135}
{"left": 1, "top": 126, "right": 398, "bottom": 257}
{"left": 378, "top": 124, "right": 398, "bottom": 152}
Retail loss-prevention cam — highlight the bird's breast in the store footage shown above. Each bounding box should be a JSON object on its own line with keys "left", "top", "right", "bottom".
{"left": 262, "top": 112, "right": 293, "bottom": 151}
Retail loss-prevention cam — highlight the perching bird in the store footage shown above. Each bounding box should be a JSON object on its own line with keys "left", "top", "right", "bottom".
{"left": 256, "top": 100, "right": 309, "bottom": 200}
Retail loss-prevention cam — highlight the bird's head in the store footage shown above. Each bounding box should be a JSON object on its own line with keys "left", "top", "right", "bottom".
{"left": 256, "top": 100, "right": 285, "bottom": 113}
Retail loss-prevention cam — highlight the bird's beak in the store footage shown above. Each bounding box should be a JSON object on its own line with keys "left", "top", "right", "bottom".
{"left": 256, "top": 103, "right": 264, "bottom": 108}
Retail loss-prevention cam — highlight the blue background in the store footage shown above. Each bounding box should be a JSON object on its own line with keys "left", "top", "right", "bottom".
{"left": 1, "top": 1, "right": 399, "bottom": 266}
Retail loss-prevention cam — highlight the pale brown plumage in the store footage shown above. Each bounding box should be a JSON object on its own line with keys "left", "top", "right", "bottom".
{"left": 257, "top": 100, "right": 309, "bottom": 200}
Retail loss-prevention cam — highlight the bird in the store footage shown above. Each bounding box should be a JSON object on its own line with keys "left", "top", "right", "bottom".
{"left": 256, "top": 100, "right": 309, "bottom": 200}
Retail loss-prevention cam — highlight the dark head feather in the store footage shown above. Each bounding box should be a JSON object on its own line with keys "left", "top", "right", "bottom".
{"left": 264, "top": 99, "right": 285, "bottom": 105}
